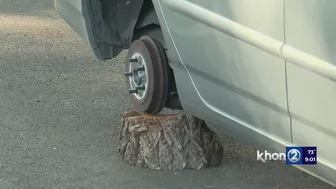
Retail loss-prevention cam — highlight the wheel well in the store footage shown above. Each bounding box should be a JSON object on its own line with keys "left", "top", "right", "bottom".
{"left": 88, "top": 0, "right": 165, "bottom": 59}
{"left": 132, "top": 0, "right": 166, "bottom": 49}
{"left": 88, "top": 0, "right": 181, "bottom": 110}
{"left": 131, "top": 1, "right": 181, "bottom": 110}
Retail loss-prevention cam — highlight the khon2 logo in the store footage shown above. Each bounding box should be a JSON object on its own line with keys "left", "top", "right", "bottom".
{"left": 287, "top": 147, "right": 302, "bottom": 164}
{"left": 257, "top": 146, "right": 317, "bottom": 165}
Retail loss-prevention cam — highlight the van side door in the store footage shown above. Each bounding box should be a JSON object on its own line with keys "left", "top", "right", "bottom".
{"left": 285, "top": 0, "right": 336, "bottom": 182}
{"left": 159, "top": 0, "right": 291, "bottom": 147}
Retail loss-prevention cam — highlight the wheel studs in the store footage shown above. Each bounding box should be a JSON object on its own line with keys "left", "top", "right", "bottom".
{"left": 128, "top": 58, "right": 138, "bottom": 63}
{"left": 128, "top": 89, "right": 138, "bottom": 94}
{"left": 135, "top": 85, "right": 145, "bottom": 90}
{"left": 134, "top": 65, "right": 145, "bottom": 72}
{"left": 124, "top": 72, "right": 132, "bottom": 76}
{"left": 126, "top": 55, "right": 146, "bottom": 96}
{"left": 128, "top": 85, "right": 145, "bottom": 94}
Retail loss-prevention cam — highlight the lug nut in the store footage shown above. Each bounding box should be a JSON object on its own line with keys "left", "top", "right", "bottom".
{"left": 128, "top": 89, "right": 138, "bottom": 94}
{"left": 135, "top": 85, "right": 145, "bottom": 90}
{"left": 124, "top": 72, "right": 132, "bottom": 76}
{"left": 128, "top": 58, "right": 137, "bottom": 63}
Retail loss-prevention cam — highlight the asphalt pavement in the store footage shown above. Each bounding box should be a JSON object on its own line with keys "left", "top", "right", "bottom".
{"left": 0, "top": 0, "right": 334, "bottom": 188}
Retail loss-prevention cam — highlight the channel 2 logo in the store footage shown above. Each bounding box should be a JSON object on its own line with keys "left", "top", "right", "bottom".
{"left": 286, "top": 146, "right": 317, "bottom": 165}
{"left": 287, "top": 148, "right": 301, "bottom": 163}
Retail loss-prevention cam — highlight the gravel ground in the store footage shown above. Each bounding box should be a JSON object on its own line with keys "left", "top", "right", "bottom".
{"left": 0, "top": 0, "right": 334, "bottom": 188}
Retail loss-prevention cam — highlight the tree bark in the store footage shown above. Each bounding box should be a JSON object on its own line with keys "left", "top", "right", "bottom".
{"left": 118, "top": 111, "right": 223, "bottom": 170}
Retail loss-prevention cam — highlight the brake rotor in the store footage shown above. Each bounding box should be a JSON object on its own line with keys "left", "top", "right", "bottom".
{"left": 125, "top": 36, "right": 171, "bottom": 114}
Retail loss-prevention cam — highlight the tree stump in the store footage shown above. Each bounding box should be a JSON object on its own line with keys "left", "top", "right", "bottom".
{"left": 118, "top": 111, "right": 223, "bottom": 170}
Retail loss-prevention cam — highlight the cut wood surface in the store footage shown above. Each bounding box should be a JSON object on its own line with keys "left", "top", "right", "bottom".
{"left": 118, "top": 111, "right": 223, "bottom": 170}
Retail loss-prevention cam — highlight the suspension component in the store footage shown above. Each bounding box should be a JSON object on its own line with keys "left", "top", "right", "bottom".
{"left": 134, "top": 65, "right": 145, "bottom": 72}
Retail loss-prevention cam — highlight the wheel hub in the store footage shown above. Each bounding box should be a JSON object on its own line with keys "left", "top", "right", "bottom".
{"left": 124, "top": 53, "right": 149, "bottom": 100}
{"left": 125, "top": 37, "right": 171, "bottom": 114}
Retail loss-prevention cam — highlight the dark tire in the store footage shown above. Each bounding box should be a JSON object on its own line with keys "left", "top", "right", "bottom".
{"left": 125, "top": 36, "right": 171, "bottom": 114}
